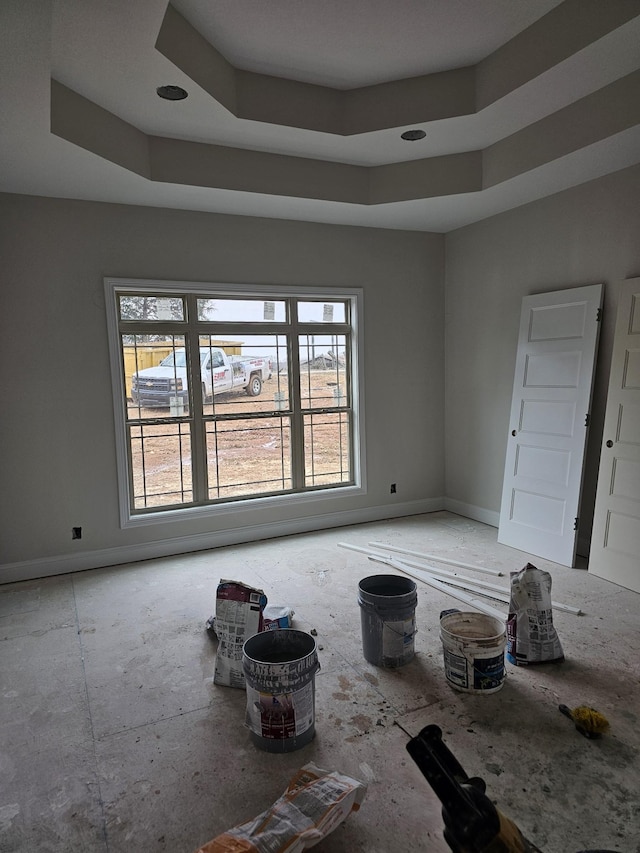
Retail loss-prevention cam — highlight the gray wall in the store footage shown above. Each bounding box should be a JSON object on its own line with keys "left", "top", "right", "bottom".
{"left": 444, "top": 164, "right": 640, "bottom": 548}
{"left": 2, "top": 164, "right": 638, "bottom": 580}
{"left": 0, "top": 194, "right": 445, "bottom": 578}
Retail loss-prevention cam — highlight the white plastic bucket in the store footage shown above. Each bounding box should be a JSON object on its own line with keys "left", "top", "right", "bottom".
{"left": 242, "top": 629, "right": 320, "bottom": 752}
{"left": 440, "top": 611, "right": 506, "bottom": 694}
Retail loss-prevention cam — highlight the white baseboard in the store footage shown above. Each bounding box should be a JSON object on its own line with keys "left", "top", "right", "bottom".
{"left": 443, "top": 497, "right": 499, "bottom": 528}
{"left": 0, "top": 497, "right": 445, "bottom": 585}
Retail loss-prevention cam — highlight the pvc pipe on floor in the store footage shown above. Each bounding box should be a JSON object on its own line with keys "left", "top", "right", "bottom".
{"left": 340, "top": 542, "right": 582, "bottom": 615}
{"left": 368, "top": 554, "right": 506, "bottom": 621}
{"left": 368, "top": 541, "right": 504, "bottom": 576}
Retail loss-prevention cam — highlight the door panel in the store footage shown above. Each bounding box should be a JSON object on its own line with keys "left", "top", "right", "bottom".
{"left": 515, "top": 445, "right": 571, "bottom": 485}
{"left": 589, "top": 278, "right": 640, "bottom": 592}
{"left": 520, "top": 400, "right": 576, "bottom": 434}
{"left": 524, "top": 350, "right": 583, "bottom": 386}
{"left": 498, "top": 284, "right": 603, "bottom": 566}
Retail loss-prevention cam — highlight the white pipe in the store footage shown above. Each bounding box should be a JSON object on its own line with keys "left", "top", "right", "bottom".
{"left": 338, "top": 542, "right": 377, "bottom": 557}
{"left": 380, "top": 560, "right": 511, "bottom": 604}
{"left": 382, "top": 556, "right": 508, "bottom": 594}
{"left": 368, "top": 555, "right": 506, "bottom": 621}
{"left": 342, "top": 541, "right": 582, "bottom": 615}
{"left": 373, "top": 554, "right": 582, "bottom": 616}
{"left": 340, "top": 543, "right": 508, "bottom": 591}
{"left": 368, "top": 541, "right": 504, "bottom": 576}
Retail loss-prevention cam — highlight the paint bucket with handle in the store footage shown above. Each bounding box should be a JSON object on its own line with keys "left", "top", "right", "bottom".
{"left": 358, "top": 574, "right": 417, "bottom": 668}
{"left": 242, "top": 629, "right": 320, "bottom": 752}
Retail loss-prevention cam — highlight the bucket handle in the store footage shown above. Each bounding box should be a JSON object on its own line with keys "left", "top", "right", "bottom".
{"left": 382, "top": 624, "right": 418, "bottom": 640}
{"left": 358, "top": 598, "right": 417, "bottom": 618}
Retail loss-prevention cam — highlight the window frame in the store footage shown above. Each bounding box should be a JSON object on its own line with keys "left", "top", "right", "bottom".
{"left": 105, "top": 278, "right": 366, "bottom": 528}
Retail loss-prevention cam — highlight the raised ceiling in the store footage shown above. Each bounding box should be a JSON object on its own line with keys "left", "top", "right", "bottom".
{"left": 1, "top": 0, "right": 639, "bottom": 232}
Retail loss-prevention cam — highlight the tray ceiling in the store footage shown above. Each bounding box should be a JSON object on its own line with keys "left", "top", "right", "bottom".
{"left": 1, "top": 0, "right": 639, "bottom": 232}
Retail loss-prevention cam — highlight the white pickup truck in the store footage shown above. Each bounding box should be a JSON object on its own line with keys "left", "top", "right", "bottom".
{"left": 130, "top": 347, "right": 271, "bottom": 408}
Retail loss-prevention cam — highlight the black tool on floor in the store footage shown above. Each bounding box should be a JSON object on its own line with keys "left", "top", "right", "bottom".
{"left": 406, "top": 724, "right": 617, "bottom": 853}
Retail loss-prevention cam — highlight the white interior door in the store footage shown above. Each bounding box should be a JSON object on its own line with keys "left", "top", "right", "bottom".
{"left": 498, "top": 284, "right": 603, "bottom": 566}
{"left": 589, "top": 278, "right": 640, "bottom": 592}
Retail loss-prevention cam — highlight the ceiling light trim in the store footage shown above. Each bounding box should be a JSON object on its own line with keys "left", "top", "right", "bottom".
{"left": 156, "top": 84, "right": 188, "bottom": 101}
{"left": 401, "top": 130, "right": 427, "bottom": 141}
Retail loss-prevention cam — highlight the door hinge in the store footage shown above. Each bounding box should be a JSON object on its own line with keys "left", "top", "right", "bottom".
{"left": 596, "top": 307, "right": 602, "bottom": 322}
{"left": 585, "top": 412, "right": 590, "bottom": 427}
{"left": 574, "top": 517, "right": 579, "bottom": 531}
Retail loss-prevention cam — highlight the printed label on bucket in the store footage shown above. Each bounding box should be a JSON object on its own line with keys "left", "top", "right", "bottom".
{"left": 443, "top": 649, "right": 469, "bottom": 689}
{"left": 381, "top": 618, "right": 415, "bottom": 661}
{"left": 472, "top": 654, "right": 504, "bottom": 691}
{"left": 245, "top": 683, "right": 314, "bottom": 740}
{"left": 443, "top": 649, "right": 505, "bottom": 691}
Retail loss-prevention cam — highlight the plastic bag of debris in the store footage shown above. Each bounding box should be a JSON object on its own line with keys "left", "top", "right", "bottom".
{"left": 506, "top": 563, "right": 564, "bottom": 665}
{"left": 194, "top": 763, "right": 367, "bottom": 853}
{"left": 212, "top": 580, "right": 267, "bottom": 689}
{"left": 262, "top": 604, "right": 295, "bottom": 630}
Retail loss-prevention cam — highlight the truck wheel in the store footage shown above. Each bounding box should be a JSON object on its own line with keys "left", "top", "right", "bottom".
{"left": 246, "top": 374, "right": 262, "bottom": 397}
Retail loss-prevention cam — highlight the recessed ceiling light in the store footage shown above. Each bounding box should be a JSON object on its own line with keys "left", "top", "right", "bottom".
{"left": 157, "top": 85, "right": 188, "bottom": 101}
{"left": 401, "top": 129, "right": 426, "bottom": 141}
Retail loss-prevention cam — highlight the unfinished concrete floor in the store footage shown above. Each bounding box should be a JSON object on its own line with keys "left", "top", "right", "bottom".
{"left": 1, "top": 511, "right": 639, "bottom": 853}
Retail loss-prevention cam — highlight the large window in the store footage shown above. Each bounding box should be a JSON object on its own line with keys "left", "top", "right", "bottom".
{"left": 105, "top": 280, "right": 362, "bottom": 523}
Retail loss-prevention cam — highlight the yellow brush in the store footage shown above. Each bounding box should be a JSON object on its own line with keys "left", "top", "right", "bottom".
{"left": 559, "top": 704, "right": 610, "bottom": 738}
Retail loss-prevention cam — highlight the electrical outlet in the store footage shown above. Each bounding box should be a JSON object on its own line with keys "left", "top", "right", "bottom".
{"left": 72, "top": 527, "right": 82, "bottom": 540}
{"left": 390, "top": 483, "right": 397, "bottom": 494}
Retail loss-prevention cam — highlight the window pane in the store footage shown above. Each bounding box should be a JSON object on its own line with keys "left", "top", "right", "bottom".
{"left": 297, "top": 301, "right": 346, "bottom": 323}
{"left": 126, "top": 336, "right": 188, "bottom": 418}
{"left": 199, "top": 334, "right": 288, "bottom": 415}
{"left": 119, "top": 295, "right": 184, "bottom": 321}
{"left": 130, "top": 422, "right": 192, "bottom": 508}
{"left": 206, "top": 417, "right": 292, "bottom": 498}
{"left": 197, "top": 298, "right": 287, "bottom": 322}
{"left": 299, "top": 334, "right": 347, "bottom": 409}
{"left": 304, "top": 412, "right": 351, "bottom": 485}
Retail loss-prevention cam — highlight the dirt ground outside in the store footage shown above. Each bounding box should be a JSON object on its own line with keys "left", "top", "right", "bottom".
{"left": 126, "top": 370, "right": 351, "bottom": 508}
